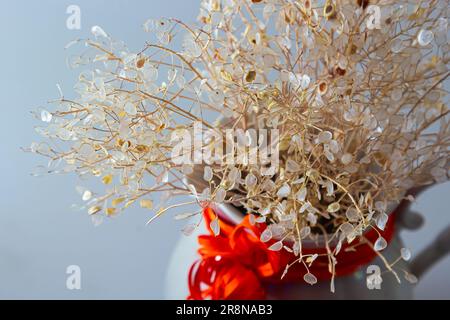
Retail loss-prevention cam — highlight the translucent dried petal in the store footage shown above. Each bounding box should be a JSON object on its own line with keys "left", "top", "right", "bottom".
{"left": 318, "top": 131, "right": 332, "bottom": 144}
{"left": 304, "top": 273, "right": 317, "bottom": 285}
{"left": 374, "top": 237, "right": 388, "bottom": 251}
{"left": 404, "top": 272, "right": 418, "bottom": 284}
{"left": 106, "top": 208, "right": 117, "bottom": 216}
{"left": 341, "top": 222, "right": 353, "bottom": 236}
{"left": 260, "top": 228, "right": 272, "bottom": 243}
{"left": 91, "top": 25, "right": 108, "bottom": 38}
{"left": 245, "top": 173, "right": 257, "bottom": 187}
{"left": 296, "top": 186, "right": 307, "bottom": 201}
{"left": 391, "top": 38, "right": 404, "bottom": 53}
{"left": 286, "top": 159, "right": 300, "bottom": 172}
{"left": 210, "top": 218, "right": 220, "bottom": 236}
{"left": 376, "top": 213, "right": 389, "bottom": 231}
{"left": 341, "top": 153, "right": 353, "bottom": 165}
{"left": 41, "top": 110, "right": 52, "bottom": 123}
{"left": 91, "top": 214, "right": 103, "bottom": 227}
{"left": 306, "top": 212, "right": 317, "bottom": 225}
{"left": 214, "top": 187, "right": 226, "bottom": 203}
{"left": 140, "top": 199, "right": 153, "bottom": 209}
{"left": 306, "top": 254, "right": 318, "bottom": 265}
{"left": 182, "top": 224, "right": 197, "bottom": 236}
{"left": 248, "top": 214, "right": 256, "bottom": 226}
{"left": 112, "top": 198, "right": 125, "bottom": 206}
{"left": 300, "top": 226, "right": 311, "bottom": 239}
{"left": 346, "top": 207, "right": 359, "bottom": 222}
{"left": 124, "top": 102, "right": 137, "bottom": 116}
{"left": 299, "top": 202, "right": 311, "bottom": 213}
{"left": 88, "top": 206, "right": 102, "bottom": 215}
{"left": 271, "top": 225, "right": 285, "bottom": 237}
{"left": 391, "top": 88, "right": 403, "bottom": 101}
{"left": 324, "top": 180, "right": 334, "bottom": 196}
{"left": 102, "top": 175, "right": 113, "bottom": 185}
{"left": 210, "top": 90, "right": 225, "bottom": 103}
{"left": 327, "top": 202, "right": 340, "bottom": 213}
{"left": 401, "top": 248, "right": 411, "bottom": 261}
{"left": 143, "top": 64, "right": 158, "bottom": 82}
{"left": 82, "top": 190, "right": 92, "bottom": 201}
{"left": 203, "top": 166, "right": 213, "bottom": 182}
{"left": 269, "top": 241, "right": 283, "bottom": 252}
{"left": 277, "top": 184, "right": 291, "bottom": 198}
{"left": 417, "top": 29, "right": 434, "bottom": 46}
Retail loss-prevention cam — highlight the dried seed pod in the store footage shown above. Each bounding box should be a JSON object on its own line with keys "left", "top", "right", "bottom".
{"left": 356, "top": 0, "right": 370, "bottom": 9}
{"left": 324, "top": 1, "right": 337, "bottom": 20}
{"left": 245, "top": 70, "right": 256, "bottom": 82}
{"left": 318, "top": 81, "right": 328, "bottom": 95}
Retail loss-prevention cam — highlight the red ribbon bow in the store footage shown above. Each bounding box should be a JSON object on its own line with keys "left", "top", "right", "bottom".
{"left": 188, "top": 205, "right": 398, "bottom": 300}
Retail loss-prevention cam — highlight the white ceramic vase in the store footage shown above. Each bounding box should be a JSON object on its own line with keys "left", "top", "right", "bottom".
{"left": 165, "top": 194, "right": 450, "bottom": 300}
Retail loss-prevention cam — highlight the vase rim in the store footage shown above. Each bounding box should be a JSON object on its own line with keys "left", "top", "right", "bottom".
{"left": 213, "top": 195, "right": 405, "bottom": 248}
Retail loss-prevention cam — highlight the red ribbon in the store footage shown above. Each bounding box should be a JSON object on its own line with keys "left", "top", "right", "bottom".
{"left": 188, "top": 205, "right": 399, "bottom": 300}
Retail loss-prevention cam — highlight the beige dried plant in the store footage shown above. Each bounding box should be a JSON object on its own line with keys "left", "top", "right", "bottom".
{"left": 29, "top": 0, "right": 449, "bottom": 286}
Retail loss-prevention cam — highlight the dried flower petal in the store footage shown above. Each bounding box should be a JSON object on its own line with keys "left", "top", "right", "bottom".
{"left": 277, "top": 184, "right": 291, "bottom": 198}
{"left": 82, "top": 190, "right": 92, "bottom": 201}
{"left": 346, "top": 207, "right": 359, "bottom": 222}
{"left": 112, "top": 198, "right": 125, "bottom": 207}
{"left": 376, "top": 213, "right": 389, "bottom": 231}
{"left": 404, "top": 272, "right": 418, "bottom": 284}
{"left": 182, "top": 224, "right": 197, "bottom": 237}
{"left": 374, "top": 237, "right": 388, "bottom": 252}
{"left": 102, "top": 175, "right": 113, "bottom": 185}
{"left": 124, "top": 102, "right": 137, "bottom": 116}
{"left": 318, "top": 131, "right": 332, "bottom": 144}
{"left": 304, "top": 273, "right": 317, "bottom": 285}
{"left": 269, "top": 241, "right": 283, "bottom": 252}
{"left": 203, "top": 166, "right": 213, "bottom": 182}
{"left": 401, "top": 248, "right": 411, "bottom": 261}
{"left": 296, "top": 187, "right": 307, "bottom": 202}
{"left": 260, "top": 228, "right": 272, "bottom": 243}
{"left": 140, "top": 199, "right": 153, "bottom": 209}
{"left": 245, "top": 173, "right": 257, "bottom": 187}
{"left": 300, "top": 226, "right": 311, "bottom": 239}
{"left": 327, "top": 202, "right": 340, "bottom": 213}
{"left": 417, "top": 29, "right": 434, "bottom": 46}
{"left": 88, "top": 206, "right": 102, "bottom": 216}
{"left": 341, "top": 153, "right": 353, "bottom": 165}
{"left": 91, "top": 25, "right": 108, "bottom": 38}
{"left": 41, "top": 110, "right": 52, "bottom": 123}
{"left": 214, "top": 187, "right": 226, "bottom": 203}
{"left": 210, "top": 218, "right": 220, "bottom": 236}
{"left": 106, "top": 208, "right": 117, "bottom": 216}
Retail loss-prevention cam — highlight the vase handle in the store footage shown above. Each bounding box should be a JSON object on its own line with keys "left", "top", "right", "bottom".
{"left": 409, "top": 224, "right": 450, "bottom": 279}
{"left": 398, "top": 186, "right": 450, "bottom": 279}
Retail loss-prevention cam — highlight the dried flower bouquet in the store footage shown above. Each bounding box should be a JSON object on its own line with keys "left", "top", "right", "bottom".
{"left": 30, "top": 0, "right": 449, "bottom": 288}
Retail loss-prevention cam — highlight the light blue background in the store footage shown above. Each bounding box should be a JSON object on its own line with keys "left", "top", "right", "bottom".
{"left": 0, "top": 0, "right": 448, "bottom": 299}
